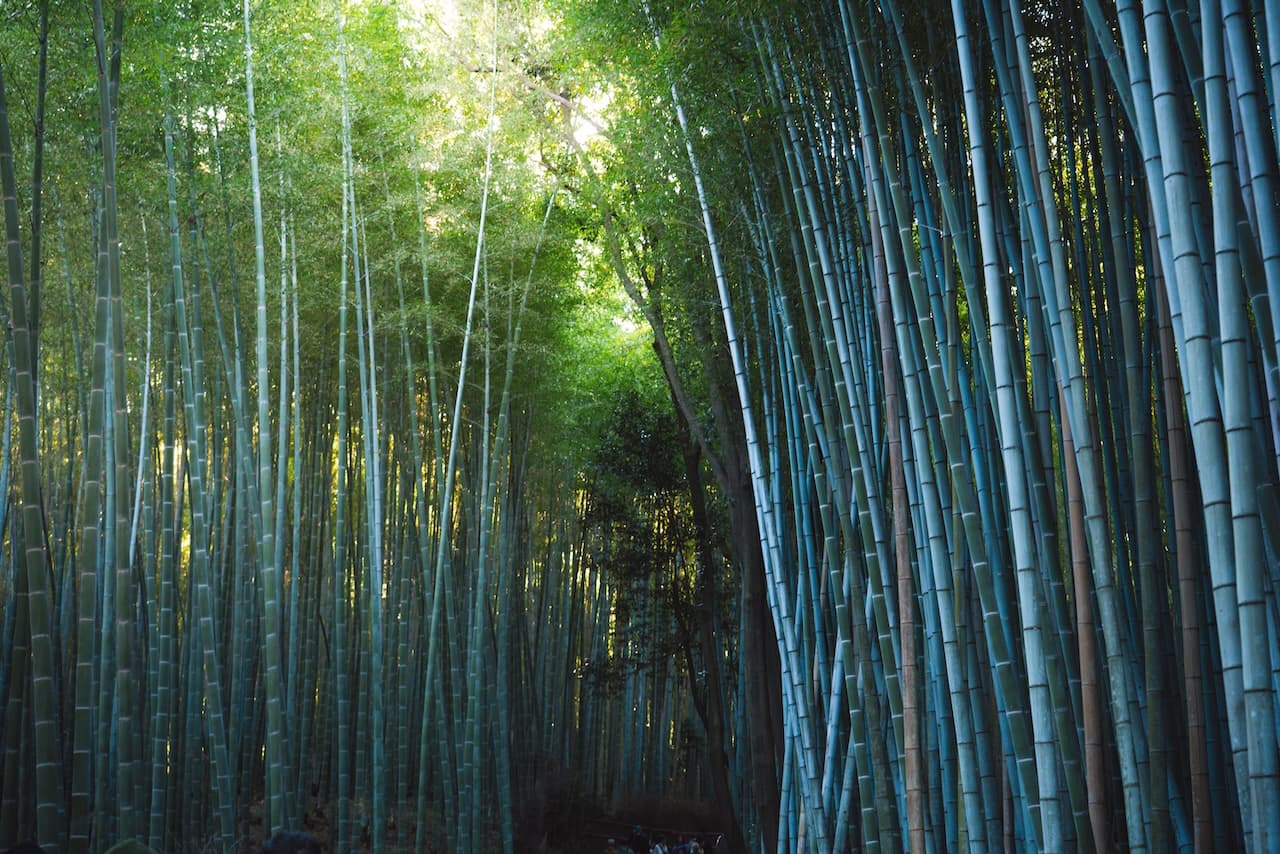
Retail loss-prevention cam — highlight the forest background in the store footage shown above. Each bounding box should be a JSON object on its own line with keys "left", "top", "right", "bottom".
{"left": 1, "top": 0, "right": 1279, "bottom": 853}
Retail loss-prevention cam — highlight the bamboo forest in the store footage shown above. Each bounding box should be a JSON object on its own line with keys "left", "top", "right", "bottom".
{"left": 3, "top": 0, "right": 1280, "bottom": 851}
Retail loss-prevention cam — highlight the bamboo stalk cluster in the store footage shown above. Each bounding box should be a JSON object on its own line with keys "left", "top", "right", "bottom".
{"left": 0, "top": 2, "right": 633, "bottom": 852}
{"left": 3, "top": 0, "right": 1280, "bottom": 851}
{"left": 633, "top": 0, "right": 1280, "bottom": 849}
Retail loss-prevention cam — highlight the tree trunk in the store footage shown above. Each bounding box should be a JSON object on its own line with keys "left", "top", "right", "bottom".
{"left": 676, "top": 411, "right": 750, "bottom": 854}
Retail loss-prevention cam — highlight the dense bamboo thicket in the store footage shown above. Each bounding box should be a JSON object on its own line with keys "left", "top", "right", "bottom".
{"left": 690, "top": 0, "right": 1273, "bottom": 851}
{"left": 0, "top": 1, "right": 637, "bottom": 851}
{"left": 1, "top": 0, "right": 1279, "bottom": 852}
{"left": 553, "top": 0, "right": 1280, "bottom": 849}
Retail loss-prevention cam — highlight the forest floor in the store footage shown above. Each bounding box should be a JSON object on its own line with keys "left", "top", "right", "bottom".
{"left": 560, "top": 800, "right": 726, "bottom": 854}
{"left": 233, "top": 792, "right": 724, "bottom": 852}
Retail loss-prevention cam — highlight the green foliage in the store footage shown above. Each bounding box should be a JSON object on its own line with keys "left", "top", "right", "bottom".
{"left": 589, "top": 388, "right": 683, "bottom": 508}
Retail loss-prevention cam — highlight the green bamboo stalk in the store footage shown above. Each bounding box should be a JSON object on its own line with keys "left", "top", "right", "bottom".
{"left": 1142, "top": 1, "right": 1252, "bottom": 842}
{"left": 0, "top": 54, "right": 60, "bottom": 853}
{"left": 147, "top": 208, "right": 180, "bottom": 851}
{"left": 239, "top": 0, "right": 287, "bottom": 834}
{"left": 165, "top": 110, "right": 235, "bottom": 848}
{"left": 333, "top": 166, "right": 353, "bottom": 851}
{"left": 351, "top": 200, "right": 388, "bottom": 851}
{"left": 1207, "top": 4, "right": 1280, "bottom": 842}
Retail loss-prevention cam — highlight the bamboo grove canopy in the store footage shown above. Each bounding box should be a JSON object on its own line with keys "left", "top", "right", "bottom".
{"left": 1, "top": 0, "right": 1279, "bottom": 851}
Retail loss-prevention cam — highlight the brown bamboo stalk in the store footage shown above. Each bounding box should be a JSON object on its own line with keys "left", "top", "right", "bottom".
{"left": 873, "top": 184, "right": 923, "bottom": 852}
{"left": 1060, "top": 387, "right": 1109, "bottom": 851}
{"left": 1156, "top": 276, "right": 1212, "bottom": 852}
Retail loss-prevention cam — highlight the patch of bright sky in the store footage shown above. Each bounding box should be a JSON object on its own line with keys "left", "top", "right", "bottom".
{"left": 573, "top": 88, "right": 611, "bottom": 147}
{"left": 368, "top": 0, "right": 462, "bottom": 56}
{"left": 427, "top": 0, "right": 462, "bottom": 30}
{"left": 389, "top": 0, "right": 460, "bottom": 34}
{"left": 573, "top": 238, "right": 602, "bottom": 294}
{"left": 358, "top": 0, "right": 612, "bottom": 149}
{"left": 362, "top": 0, "right": 629, "bottom": 335}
